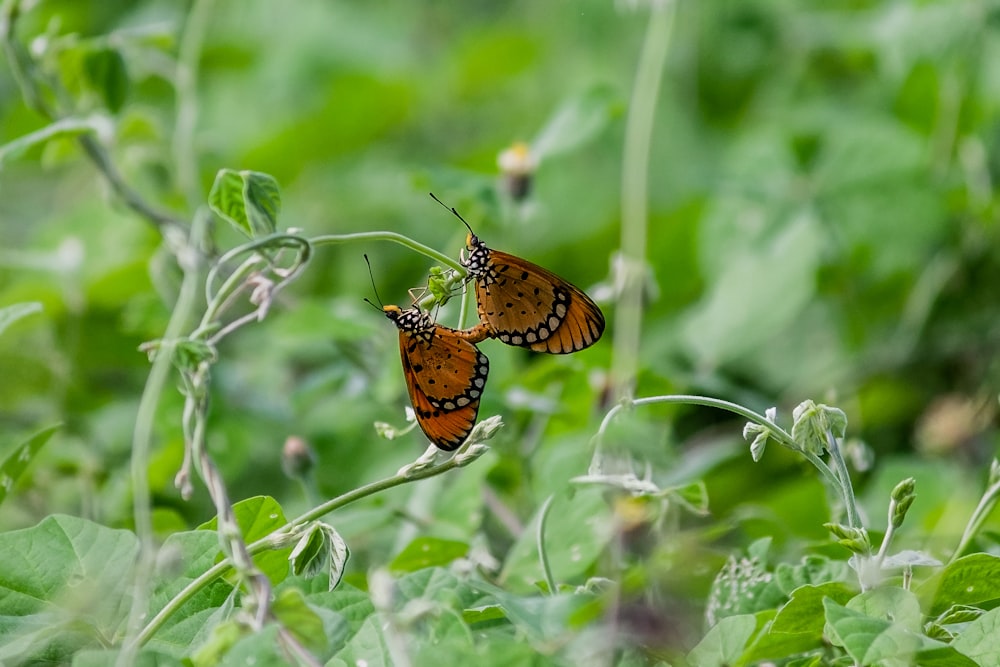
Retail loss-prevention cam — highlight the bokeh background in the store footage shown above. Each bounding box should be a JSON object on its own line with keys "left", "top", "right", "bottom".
{"left": 2, "top": 0, "right": 1000, "bottom": 651}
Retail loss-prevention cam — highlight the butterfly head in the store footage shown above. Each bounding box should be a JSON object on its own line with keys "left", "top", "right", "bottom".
{"left": 461, "top": 232, "right": 490, "bottom": 277}
{"left": 383, "top": 304, "right": 432, "bottom": 332}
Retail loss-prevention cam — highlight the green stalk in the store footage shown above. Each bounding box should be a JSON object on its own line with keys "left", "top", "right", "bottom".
{"left": 537, "top": 495, "right": 558, "bottom": 595}
{"left": 612, "top": 1, "right": 676, "bottom": 399}
{"left": 117, "top": 212, "right": 207, "bottom": 666}
{"left": 173, "top": 0, "right": 215, "bottom": 210}
{"left": 949, "top": 479, "right": 1000, "bottom": 565}
{"left": 311, "top": 231, "right": 465, "bottom": 274}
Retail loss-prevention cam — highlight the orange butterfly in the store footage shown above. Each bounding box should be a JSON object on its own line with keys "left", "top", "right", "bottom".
{"left": 381, "top": 304, "right": 492, "bottom": 450}
{"left": 432, "top": 196, "right": 605, "bottom": 354}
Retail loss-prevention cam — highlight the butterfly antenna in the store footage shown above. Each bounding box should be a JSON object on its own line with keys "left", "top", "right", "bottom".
{"left": 428, "top": 192, "right": 475, "bottom": 235}
{"left": 363, "top": 254, "right": 385, "bottom": 310}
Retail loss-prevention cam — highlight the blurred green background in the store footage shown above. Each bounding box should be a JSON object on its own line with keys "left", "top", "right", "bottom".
{"left": 2, "top": 0, "right": 999, "bottom": 625}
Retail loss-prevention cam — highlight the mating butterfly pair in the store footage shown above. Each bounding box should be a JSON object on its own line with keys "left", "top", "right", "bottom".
{"left": 383, "top": 216, "right": 605, "bottom": 450}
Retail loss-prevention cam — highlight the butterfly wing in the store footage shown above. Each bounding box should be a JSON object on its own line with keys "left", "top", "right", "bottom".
{"left": 473, "top": 249, "right": 605, "bottom": 354}
{"left": 398, "top": 325, "right": 490, "bottom": 451}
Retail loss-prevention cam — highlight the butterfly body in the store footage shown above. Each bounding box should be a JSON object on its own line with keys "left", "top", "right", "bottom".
{"left": 383, "top": 304, "right": 491, "bottom": 450}
{"left": 462, "top": 233, "right": 605, "bottom": 354}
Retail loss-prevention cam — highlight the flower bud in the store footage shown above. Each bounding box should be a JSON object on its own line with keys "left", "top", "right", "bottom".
{"left": 281, "top": 435, "right": 316, "bottom": 480}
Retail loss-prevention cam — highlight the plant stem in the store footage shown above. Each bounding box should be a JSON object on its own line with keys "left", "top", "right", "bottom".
{"left": 537, "top": 495, "right": 557, "bottom": 595}
{"left": 826, "top": 430, "right": 862, "bottom": 530}
{"left": 612, "top": 0, "right": 675, "bottom": 399}
{"left": 311, "top": 231, "right": 465, "bottom": 274}
{"left": 873, "top": 500, "right": 898, "bottom": 568}
{"left": 173, "top": 0, "right": 214, "bottom": 210}
{"left": 116, "top": 212, "right": 207, "bottom": 667}
{"left": 949, "top": 479, "right": 1000, "bottom": 565}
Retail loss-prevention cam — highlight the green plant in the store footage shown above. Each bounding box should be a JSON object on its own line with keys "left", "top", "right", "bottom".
{"left": 3, "top": 1, "right": 1000, "bottom": 666}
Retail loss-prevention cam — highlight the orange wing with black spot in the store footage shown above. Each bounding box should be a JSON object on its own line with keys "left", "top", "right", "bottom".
{"left": 384, "top": 305, "right": 491, "bottom": 451}
{"left": 462, "top": 234, "right": 605, "bottom": 354}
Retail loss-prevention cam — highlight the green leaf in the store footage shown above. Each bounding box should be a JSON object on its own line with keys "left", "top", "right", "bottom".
{"left": 773, "top": 555, "right": 853, "bottom": 595}
{"left": 532, "top": 85, "right": 620, "bottom": 160}
{"left": 813, "top": 118, "right": 925, "bottom": 194}
{"left": 745, "top": 425, "right": 771, "bottom": 462}
{"left": 847, "top": 587, "right": 923, "bottom": 633}
{"left": 276, "top": 579, "right": 352, "bottom": 639}
{"left": 791, "top": 400, "right": 848, "bottom": 455}
{"left": 468, "top": 580, "right": 595, "bottom": 646}
{"left": 244, "top": 171, "right": 282, "bottom": 236}
{"left": 823, "top": 597, "right": 963, "bottom": 666}
{"left": 390, "top": 537, "right": 468, "bottom": 573}
{"left": 83, "top": 47, "right": 129, "bottom": 112}
{"left": 0, "top": 302, "right": 42, "bottom": 336}
{"left": 208, "top": 169, "right": 281, "bottom": 238}
{"left": 909, "top": 646, "right": 983, "bottom": 667}
{"left": 288, "top": 522, "right": 350, "bottom": 590}
{"left": 289, "top": 524, "right": 328, "bottom": 578}
{"left": 271, "top": 587, "right": 327, "bottom": 654}
{"left": 950, "top": 606, "right": 1000, "bottom": 665}
{"left": 680, "top": 210, "right": 824, "bottom": 367}
{"left": 462, "top": 604, "right": 508, "bottom": 627}
{"left": 395, "top": 567, "right": 488, "bottom": 610}
{"left": 824, "top": 598, "right": 915, "bottom": 663}
{"left": 770, "top": 583, "right": 855, "bottom": 635}
{"left": 743, "top": 620, "right": 823, "bottom": 664}
{"left": 918, "top": 553, "right": 1000, "bottom": 616}
{"left": 932, "top": 604, "right": 985, "bottom": 626}
{"left": 146, "top": 531, "right": 235, "bottom": 656}
{"left": 195, "top": 623, "right": 297, "bottom": 667}
{"left": 199, "top": 495, "right": 291, "bottom": 584}
{"left": 74, "top": 648, "right": 185, "bottom": 666}
{"left": 327, "top": 526, "right": 350, "bottom": 590}
{"left": 0, "top": 515, "right": 138, "bottom": 663}
{"left": 334, "top": 609, "right": 474, "bottom": 667}
{"left": 0, "top": 424, "right": 59, "bottom": 507}
{"left": 925, "top": 622, "right": 955, "bottom": 642}
{"left": 317, "top": 585, "right": 375, "bottom": 638}
{"left": 686, "top": 613, "right": 761, "bottom": 667}
{"left": 330, "top": 613, "right": 391, "bottom": 667}
{"left": 705, "top": 550, "right": 786, "bottom": 624}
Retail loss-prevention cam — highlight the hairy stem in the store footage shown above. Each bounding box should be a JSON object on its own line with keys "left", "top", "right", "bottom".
{"left": 116, "top": 213, "right": 206, "bottom": 667}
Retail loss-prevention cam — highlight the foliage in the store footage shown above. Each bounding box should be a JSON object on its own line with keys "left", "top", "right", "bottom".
{"left": 2, "top": 0, "right": 1000, "bottom": 665}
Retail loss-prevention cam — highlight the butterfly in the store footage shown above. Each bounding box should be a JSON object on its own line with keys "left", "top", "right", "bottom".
{"left": 381, "top": 304, "right": 492, "bottom": 450}
{"left": 430, "top": 196, "right": 605, "bottom": 354}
